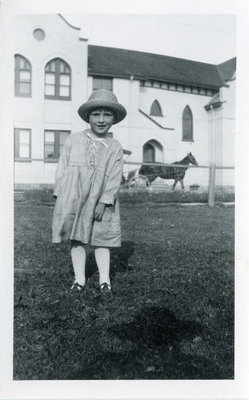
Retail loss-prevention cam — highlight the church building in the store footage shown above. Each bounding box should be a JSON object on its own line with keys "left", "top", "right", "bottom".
{"left": 14, "top": 14, "right": 235, "bottom": 189}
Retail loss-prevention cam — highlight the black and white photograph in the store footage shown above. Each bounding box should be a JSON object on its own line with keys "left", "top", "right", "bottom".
{"left": 1, "top": 0, "right": 249, "bottom": 399}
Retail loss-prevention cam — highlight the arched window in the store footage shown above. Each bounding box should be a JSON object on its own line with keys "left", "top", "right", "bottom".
{"left": 45, "top": 58, "right": 71, "bottom": 100}
{"left": 14, "top": 55, "right": 32, "bottom": 97}
{"left": 143, "top": 143, "right": 155, "bottom": 162}
{"left": 182, "top": 105, "right": 193, "bottom": 141}
{"left": 143, "top": 140, "right": 163, "bottom": 163}
{"left": 150, "top": 100, "right": 163, "bottom": 116}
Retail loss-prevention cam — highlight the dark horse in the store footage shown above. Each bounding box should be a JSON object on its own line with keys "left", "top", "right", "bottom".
{"left": 138, "top": 152, "right": 198, "bottom": 190}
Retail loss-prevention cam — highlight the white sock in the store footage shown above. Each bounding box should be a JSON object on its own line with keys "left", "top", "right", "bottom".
{"left": 71, "top": 242, "right": 86, "bottom": 286}
{"left": 94, "top": 247, "right": 111, "bottom": 286}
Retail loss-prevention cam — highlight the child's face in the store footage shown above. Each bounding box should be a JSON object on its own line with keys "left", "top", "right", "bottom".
{"left": 89, "top": 108, "right": 115, "bottom": 137}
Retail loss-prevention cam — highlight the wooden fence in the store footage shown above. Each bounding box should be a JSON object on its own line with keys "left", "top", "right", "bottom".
{"left": 123, "top": 161, "right": 234, "bottom": 207}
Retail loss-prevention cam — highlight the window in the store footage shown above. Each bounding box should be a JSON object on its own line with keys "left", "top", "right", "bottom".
{"left": 44, "top": 130, "right": 70, "bottom": 161}
{"left": 143, "top": 140, "right": 163, "bottom": 163}
{"left": 177, "top": 85, "right": 184, "bottom": 92}
{"left": 33, "top": 28, "right": 45, "bottom": 41}
{"left": 184, "top": 86, "right": 191, "bottom": 93}
{"left": 169, "top": 84, "right": 176, "bottom": 90}
{"left": 182, "top": 106, "right": 193, "bottom": 141}
{"left": 152, "top": 82, "right": 160, "bottom": 88}
{"left": 199, "top": 88, "right": 206, "bottom": 95}
{"left": 45, "top": 58, "right": 71, "bottom": 100}
{"left": 14, "top": 55, "right": 32, "bottom": 97}
{"left": 143, "top": 143, "right": 155, "bottom": 162}
{"left": 161, "top": 83, "right": 168, "bottom": 89}
{"left": 14, "top": 129, "right": 31, "bottom": 159}
{"left": 93, "top": 77, "right": 113, "bottom": 91}
{"left": 150, "top": 100, "right": 163, "bottom": 116}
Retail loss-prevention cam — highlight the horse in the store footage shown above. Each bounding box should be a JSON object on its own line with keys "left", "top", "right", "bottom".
{"left": 129, "top": 152, "right": 198, "bottom": 190}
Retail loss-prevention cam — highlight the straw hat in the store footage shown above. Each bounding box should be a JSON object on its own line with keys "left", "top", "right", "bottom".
{"left": 78, "top": 89, "right": 127, "bottom": 124}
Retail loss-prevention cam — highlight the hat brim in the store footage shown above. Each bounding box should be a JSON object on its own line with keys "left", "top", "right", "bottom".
{"left": 78, "top": 99, "right": 127, "bottom": 124}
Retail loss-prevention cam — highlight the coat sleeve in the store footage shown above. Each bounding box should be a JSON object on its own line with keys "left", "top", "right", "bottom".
{"left": 53, "top": 135, "right": 72, "bottom": 198}
{"left": 98, "top": 145, "right": 123, "bottom": 206}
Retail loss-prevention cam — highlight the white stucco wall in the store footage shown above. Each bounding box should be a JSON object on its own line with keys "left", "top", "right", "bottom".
{"left": 14, "top": 14, "right": 88, "bottom": 184}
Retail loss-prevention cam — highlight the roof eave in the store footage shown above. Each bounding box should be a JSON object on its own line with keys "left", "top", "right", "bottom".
{"left": 88, "top": 72, "right": 222, "bottom": 90}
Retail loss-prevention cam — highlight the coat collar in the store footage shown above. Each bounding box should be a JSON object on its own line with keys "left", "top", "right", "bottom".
{"left": 85, "top": 129, "right": 109, "bottom": 148}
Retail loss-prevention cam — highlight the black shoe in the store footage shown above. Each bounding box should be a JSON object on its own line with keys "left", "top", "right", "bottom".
{"left": 100, "top": 282, "right": 112, "bottom": 294}
{"left": 71, "top": 281, "right": 85, "bottom": 291}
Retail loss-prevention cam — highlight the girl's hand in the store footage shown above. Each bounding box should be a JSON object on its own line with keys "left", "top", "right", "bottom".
{"left": 94, "top": 202, "right": 106, "bottom": 221}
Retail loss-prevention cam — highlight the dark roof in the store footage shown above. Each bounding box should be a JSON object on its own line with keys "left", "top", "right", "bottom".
{"left": 218, "top": 57, "right": 236, "bottom": 81}
{"left": 88, "top": 45, "right": 230, "bottom": 89}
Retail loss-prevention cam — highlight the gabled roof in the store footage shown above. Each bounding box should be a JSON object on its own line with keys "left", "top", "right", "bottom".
{"left": 218, "top": 57, "right": 236, "bottom": 81}
{"left": 88, "top": 45, "right": 230, "bottom": 89}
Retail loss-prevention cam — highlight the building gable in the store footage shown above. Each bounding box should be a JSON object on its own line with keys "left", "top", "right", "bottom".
{"left": 218, "top": 58, "right": 236, "bottom": 82}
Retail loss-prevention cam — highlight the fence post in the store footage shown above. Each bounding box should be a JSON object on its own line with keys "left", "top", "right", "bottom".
{"left": 208, "top": 163, "right": 216, "bottom": 207}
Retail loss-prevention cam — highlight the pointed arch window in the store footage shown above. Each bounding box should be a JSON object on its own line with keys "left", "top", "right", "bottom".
{"left": 143, "top": 143, "right": 155, "bottom": 162}
{"left": 45, "top": 58, "right": 71, "bottom": 100}
{"left": 15, "top": 55, "right": 32, "bottom": 97}
{"left": 143, "top": 140, "right": 163, "bottom": 163}
{"left": 182, "top": 105, "right": 193, "bottom": 141}
{"left": 150, "top": 100, "right": 163, "bottom": 116}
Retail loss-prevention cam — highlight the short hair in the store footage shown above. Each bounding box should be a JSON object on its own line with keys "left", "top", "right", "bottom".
{"left": 87, "top": 107, "right": 117, "bottom": 123}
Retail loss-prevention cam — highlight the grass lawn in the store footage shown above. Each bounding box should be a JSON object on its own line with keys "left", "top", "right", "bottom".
{"left": 14, "top": 199, "right": 234, "bottom": 380}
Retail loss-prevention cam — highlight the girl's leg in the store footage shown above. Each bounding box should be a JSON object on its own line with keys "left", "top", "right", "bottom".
{"left": 71, "top": 240, "right": 86, "bottom": 287}
{"left": 94, "top": 247, "right": 111, "bottom": 286}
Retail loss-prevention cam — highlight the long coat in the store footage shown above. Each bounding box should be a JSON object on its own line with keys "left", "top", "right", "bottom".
{"left": 52, "top": 130, "right": 123, "bottom": 247}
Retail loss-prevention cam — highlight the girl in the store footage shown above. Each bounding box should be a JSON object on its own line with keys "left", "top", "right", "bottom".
{"left": 52, "top": 89, "right": 127, "bottom": 293}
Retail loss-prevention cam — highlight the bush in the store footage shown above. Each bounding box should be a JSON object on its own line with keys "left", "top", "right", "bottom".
{"left": 14, "top": 187, "right": 234, "bottom": 205}
{"left": 120, "top": 189, "right": 208, "bottom": 204}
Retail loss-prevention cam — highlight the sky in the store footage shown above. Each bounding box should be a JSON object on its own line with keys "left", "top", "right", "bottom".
{"left": 64, "top": 13, "right": 237, "bottom": 64}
